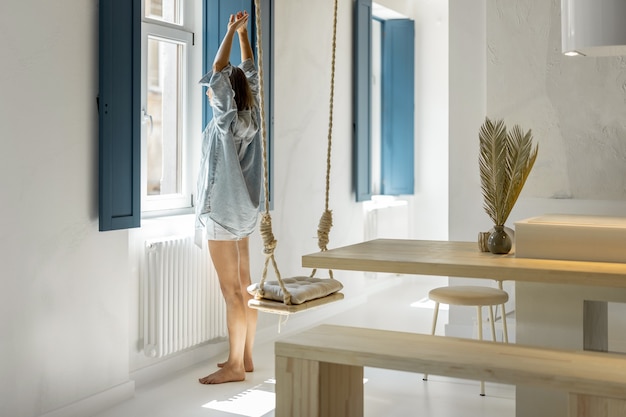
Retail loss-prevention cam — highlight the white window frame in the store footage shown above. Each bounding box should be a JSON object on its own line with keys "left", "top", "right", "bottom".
{"left": 140, "top": 0, "right": 201, "bottom": 213}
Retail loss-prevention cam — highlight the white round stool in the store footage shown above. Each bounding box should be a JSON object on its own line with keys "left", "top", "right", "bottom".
{"left": 422, "top": 284, "right": 509, "bottom": 396}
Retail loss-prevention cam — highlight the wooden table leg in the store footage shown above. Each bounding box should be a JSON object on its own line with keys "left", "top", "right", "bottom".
{"left": 583, "top": 300, "right": 608, "bottom": 352}
{"left": 570, "top": 394, "right": 626, "bottom": 417}
{"left": 319, "top": 362, "right": 364, "bottom": 417}
{"left": 276, "top": 356, "right": 320, "bottom": 417}
{"left": 275, "top": 355, "right": 364, "bottom": 417}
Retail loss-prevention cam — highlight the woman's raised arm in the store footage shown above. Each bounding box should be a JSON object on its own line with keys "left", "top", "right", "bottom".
{"left": 213, "top": 11, "right": 250, "bottom": 72}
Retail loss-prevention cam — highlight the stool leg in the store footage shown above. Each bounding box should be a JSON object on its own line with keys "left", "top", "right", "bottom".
{"left": 477, "top": 306, "right": 485, "bottom": 396}
{"left": 423, "top": 302, "right": 440, "bottom": 381}
{"left": 489, "top": 305, "right": 497, "bottom": 342}
{"left": 477, "top": 305, "right": 483, "bottom": 341}
{"left": 430, "top": 302, "right": 439, "bottom": 336}
{"left": 497, "top": 281, "right": 509, "bottom": 344}
{"left": 501, "top": 303, "right": 509, "bottom": 343}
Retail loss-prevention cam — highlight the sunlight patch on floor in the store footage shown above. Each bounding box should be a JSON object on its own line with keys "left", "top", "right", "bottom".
{"left": 202, "top": 380, "right": 276, "bottom": 417}
{"left": 410, "top": 297, "right": 448, "bottom": 310}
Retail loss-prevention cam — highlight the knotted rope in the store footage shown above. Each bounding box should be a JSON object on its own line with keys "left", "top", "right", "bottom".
{"left": 253, "top": 0, "right": 339, "bottom": 302}
{"left": 311, "top": 0, "right": 338, "bottom": 280}
{"left": 253, "top": 0, "right": 293, "bottom": 305}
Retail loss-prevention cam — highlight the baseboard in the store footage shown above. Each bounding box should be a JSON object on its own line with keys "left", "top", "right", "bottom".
{"left": 130, "top": 339, "right": 229, "bottom": 387}
{"left": 609, "top": 339, "right": 626, "bottom": 354}
{"left": 39, "top": 380, "right": 135, "bottom": 417}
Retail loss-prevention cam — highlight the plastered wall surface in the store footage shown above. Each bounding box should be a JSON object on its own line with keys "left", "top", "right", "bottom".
{"left": 488, "top": 0, "right": 626, "bottom": 200}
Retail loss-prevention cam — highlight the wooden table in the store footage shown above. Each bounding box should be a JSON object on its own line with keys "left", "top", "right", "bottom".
{"left": 302, "top": 239, "right": 626, "bottom": 417}
{"left": 302, "top": 239, "right": 626, "bottom": 288}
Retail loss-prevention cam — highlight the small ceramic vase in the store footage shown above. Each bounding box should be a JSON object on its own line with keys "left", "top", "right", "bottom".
{"left": 487, "top": 225, "right": 512, "bottom": 254}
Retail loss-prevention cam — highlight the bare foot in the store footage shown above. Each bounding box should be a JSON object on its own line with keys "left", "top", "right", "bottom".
{"left": 217, "top": 359, "right": 254, "bottom": 372}
{"left": 199, "top": 365, "right": 246, "bottom": 384}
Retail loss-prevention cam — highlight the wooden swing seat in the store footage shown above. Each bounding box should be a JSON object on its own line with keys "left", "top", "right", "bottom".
{"left": 247, "top": 276, "right": 344, "bottom": 314}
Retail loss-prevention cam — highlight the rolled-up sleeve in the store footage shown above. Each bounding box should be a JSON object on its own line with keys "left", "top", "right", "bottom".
{"left": 240, "top": 59, "right": 259, "bottom": 102}
{"left": 209, "top": 64, "right": 237, "bottom": 134}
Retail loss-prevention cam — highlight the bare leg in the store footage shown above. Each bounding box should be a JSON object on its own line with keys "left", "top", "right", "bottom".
{"left": 238, "top": 238, "right": 257, "bottom": 371}
{"left": 199, "top": 240, "right": 247, "bottom": 384}
{"left": 217, "top": 238, "right": 256, "bottom": 372}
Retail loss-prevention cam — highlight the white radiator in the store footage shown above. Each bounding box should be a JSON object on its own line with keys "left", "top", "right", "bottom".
{"left": 143, "top": 235, "right": 227, "bottom": 358}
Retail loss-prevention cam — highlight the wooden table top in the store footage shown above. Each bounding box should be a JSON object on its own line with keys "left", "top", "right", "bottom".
{"left": 302, "top": 239, "right": 626, "bottom": 288}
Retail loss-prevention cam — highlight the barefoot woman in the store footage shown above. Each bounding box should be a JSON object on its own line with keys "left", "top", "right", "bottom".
{"left": 195, "top": 10, "right": 261, "bottom": 384}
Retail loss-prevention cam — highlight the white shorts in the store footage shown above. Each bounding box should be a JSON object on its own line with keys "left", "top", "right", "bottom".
{"left": 205, "top": 218, "right": 242, "bottom": 241}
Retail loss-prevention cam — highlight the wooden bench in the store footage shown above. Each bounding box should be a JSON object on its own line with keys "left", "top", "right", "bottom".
{"left": 275, "top": 324, "right": 626, "bottom": 417}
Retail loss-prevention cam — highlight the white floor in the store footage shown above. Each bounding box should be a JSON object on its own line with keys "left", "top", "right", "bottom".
{"left": 95, "top": 275, "right": 515, "bottom": 417}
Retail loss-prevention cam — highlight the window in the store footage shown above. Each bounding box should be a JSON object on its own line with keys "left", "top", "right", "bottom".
{"left": 144, "top": 0, "right": 180, "bottom": 23}
{"left": 98, "top": 0, "right": 273, "bottom": 231}
{"left": 353, "top": 0, "right": 415, "bottom": 202}
{"left": 141, "top": 0, "right": 197, "bottom": 212}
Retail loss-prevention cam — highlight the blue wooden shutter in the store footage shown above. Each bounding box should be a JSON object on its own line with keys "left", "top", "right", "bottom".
{"left": 98, "top": 0, "right": 141, "bottom": 231}
{"left": 353, "top": 0, "right": 372, "bottom": 202}
{"left": 381, "top": 18, "right": 414, "bottom": 195}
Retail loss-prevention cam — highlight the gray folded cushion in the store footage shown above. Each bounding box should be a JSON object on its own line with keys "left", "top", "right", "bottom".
{"left": 248, "top": 276, "right": 343, "bottom": 305}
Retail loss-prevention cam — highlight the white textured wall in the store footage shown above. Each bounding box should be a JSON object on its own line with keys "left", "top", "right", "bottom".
{"left": 450, "top": 0, "right": 626, "bottom": 240}
{"left": 0, "top": 1, "right": 132, "bottom": 416}
{"left": 488, "top": 0, "right": 626, "bottom": 200}
{"left": 449, "top": 0, "right": 488, "bottom": 242}
{"left": 485, "top": 2, "right": 626, "bottom": 231}
{"left": 267, "top": 0, "right": 363, "bottom": 268}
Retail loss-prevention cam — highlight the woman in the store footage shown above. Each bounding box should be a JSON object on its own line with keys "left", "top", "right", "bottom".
{"left": 195, "top": 10, "right": 261, "bottom": 384}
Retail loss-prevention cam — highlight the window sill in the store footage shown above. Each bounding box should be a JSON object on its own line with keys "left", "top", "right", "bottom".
{"left": 141, "top": 207, "right": 194, "bottom": 220}
{"left": 131, "top": 210, "right": 196, "bottom": 250}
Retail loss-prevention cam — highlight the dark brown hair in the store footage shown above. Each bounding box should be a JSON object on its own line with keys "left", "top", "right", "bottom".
{"left": 229, "top": 67, "right": 254, "bottom": 110}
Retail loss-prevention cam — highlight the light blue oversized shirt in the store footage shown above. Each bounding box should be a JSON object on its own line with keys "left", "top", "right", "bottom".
{"left": 195, "top": 59, "right": 262, "bottom": 245}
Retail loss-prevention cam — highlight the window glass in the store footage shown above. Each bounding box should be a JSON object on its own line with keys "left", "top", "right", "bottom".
{"left": 145, "top": 0, "right": 181, "bottom": 25}
{"left": 146, "top": 37, "right": 184, "bottom": 197}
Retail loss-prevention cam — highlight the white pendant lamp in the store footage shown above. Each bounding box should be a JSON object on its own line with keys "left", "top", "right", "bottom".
{"left": 562, "top": 0, "right": 626, "bottom": 56}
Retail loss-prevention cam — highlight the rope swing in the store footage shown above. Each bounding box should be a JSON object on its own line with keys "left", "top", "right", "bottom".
{"left": 247, "top": 0, "right": 344, "bottom": 315}
{"left": 310, "top": 0, "right": 338, "bottom": 281}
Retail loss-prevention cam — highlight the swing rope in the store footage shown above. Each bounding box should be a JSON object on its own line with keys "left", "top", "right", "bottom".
{"left": 310, "top": 0, "right": 338, "bottom": 280}
{"left": 253, "top": 0, "right": 339, "bottom": 305}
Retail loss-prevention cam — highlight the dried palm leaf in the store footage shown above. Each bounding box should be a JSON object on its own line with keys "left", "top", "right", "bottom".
{"left": 479, "top": 117, "right": 538, "bottom": 226}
